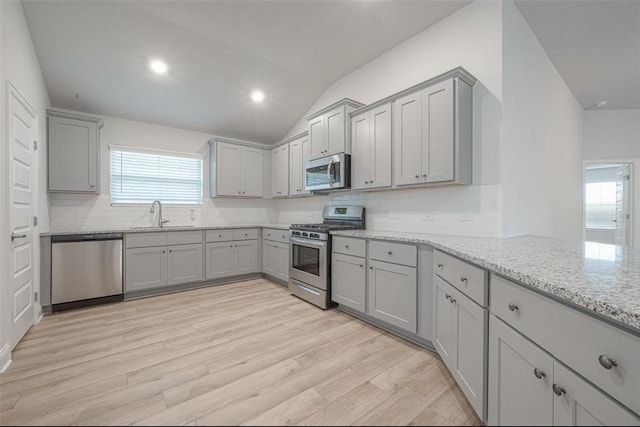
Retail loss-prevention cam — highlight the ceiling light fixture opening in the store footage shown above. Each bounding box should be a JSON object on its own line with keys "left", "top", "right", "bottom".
{"left": 251, "top": 90, "right": 265, "bottom": 103}
{"left": 149, "top": 59, "right": 168, "bottom": 75}
{"left": 595, "top": 100, "right": 609, "bottom": 108}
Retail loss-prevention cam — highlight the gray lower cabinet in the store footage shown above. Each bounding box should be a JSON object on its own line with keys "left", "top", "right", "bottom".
{"left": 206, "top": 239, "right": 259, "bottom": 279}
{"left": 125, "top": 246, "right": 168, "bottom": 292}
{"left": 167, "top": 243, "right": 204, "bottom": 285}
{"left": 332, "top": 252, "right": 366, "bottom": 313}
{"left": 367, "top": 260, "right": 417, "bottom": 333}
{"left": 262, "top": 240, "right": 289, "bottom": 282}
{"left": 434, "top": 276, "right": 487, "bottom": 419}
{"left": 235, "top": 240, "right": 259, "bottom": 275}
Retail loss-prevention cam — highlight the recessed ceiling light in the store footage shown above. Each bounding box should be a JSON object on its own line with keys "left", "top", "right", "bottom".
{"left": 251, "top": 90, "right": 265, "bottom": 103}
{"left": 595, "top": 100, "right": 609, "bottom": 108}
{"left": 149, "top": 59, "right": 168, "bottom": 75}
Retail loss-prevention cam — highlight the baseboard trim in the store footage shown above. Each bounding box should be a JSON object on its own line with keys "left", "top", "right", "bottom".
{"left": 0, "top": 343, "right": 12, "bottom": 373}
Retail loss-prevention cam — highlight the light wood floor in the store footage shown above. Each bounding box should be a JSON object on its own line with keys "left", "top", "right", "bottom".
{"left": 0, "top": 279, "right": 481, "bottom": 426}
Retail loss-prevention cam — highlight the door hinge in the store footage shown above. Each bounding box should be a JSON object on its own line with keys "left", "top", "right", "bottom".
{"left": 33, "top": 140, "right": 38, "bottom": 150}
{"left": 34, "top": 292, "right": 38, "bottom": 302}
{"left": 624, "top": 174, "right": 630, "bottom": 181}
{"left": 33, "top": 216, "right": 38, "bottom": 226}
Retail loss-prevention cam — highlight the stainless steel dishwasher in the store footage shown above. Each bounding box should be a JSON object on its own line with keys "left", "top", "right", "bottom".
{"left": 51, "top": 233, "right": 123, "bottom": 311}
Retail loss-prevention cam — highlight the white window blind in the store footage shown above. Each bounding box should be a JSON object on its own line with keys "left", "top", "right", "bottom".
{"left": 110, "top": 146, "right": 203, "bottom": 205}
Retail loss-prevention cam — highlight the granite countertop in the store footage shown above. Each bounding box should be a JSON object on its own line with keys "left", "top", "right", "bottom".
{"left": 332, "top": 230, "right": 640, "bottom": 333}
{"left": 41, "top": 223, "right": 292, "bottom": 236}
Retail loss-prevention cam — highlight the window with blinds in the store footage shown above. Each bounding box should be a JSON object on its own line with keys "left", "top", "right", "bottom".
{"left": 110, "top": 146, "right": 203, "bottom": 205}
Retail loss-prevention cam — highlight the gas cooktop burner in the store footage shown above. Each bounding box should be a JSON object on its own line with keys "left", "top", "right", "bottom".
{"left": 290, "top": 223, "right": 360, "bottom": 231}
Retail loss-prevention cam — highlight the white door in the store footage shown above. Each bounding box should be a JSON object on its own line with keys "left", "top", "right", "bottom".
{"left": 8, "top": 83, "right": 37, "bottom": 348}
{"left": 351, "top": 113, "right": 370, "bottom": 190}
{"left": 242, "top": 147, "right": 264, "bottom": 197}
{"left": 614, "top": 164, "right": 631, "bottom": 246}
{"left": 393, "top": 91, "right": 422, "bottom": 186}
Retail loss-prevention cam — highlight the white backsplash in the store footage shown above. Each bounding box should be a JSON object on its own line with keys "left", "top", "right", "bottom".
{"left": 277, "top": 184, "right": 502, "bottom": 237}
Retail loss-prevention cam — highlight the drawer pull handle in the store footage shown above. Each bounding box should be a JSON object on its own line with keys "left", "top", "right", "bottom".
{"left": 460, "top": 277, "right": 467, "bottom": 283}
{"left": 437, "top": 263, "right": 443, "bottom": 268}
{"left": 508, "top": 303, "right": 519, "bottom": 312}
{"left": 388, "top": 251, "right": 392, "bottom": 255}
{"left": 533, "top": 368, "right": 546, "bottom": 379}
{"left": 598, "top": 355, "right": 618, "bottom": 370}
{"left": 552, "top": 384, "right": 566, "bottom": 396}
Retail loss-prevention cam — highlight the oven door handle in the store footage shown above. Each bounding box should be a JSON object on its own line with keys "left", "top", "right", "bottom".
{"left": 290, "top": 237, "right": 327, "bottom": 248}
{"left": 327, "top": 160, "right": 334, "bottom": 188}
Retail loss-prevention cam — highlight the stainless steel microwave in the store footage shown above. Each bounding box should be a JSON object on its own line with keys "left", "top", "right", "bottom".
{"left": 304, "top": 153, "right": 350, "bottom": 191}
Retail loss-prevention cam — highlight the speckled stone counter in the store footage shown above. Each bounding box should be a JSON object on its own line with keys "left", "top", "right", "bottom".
{"left": 332, "top": 230, "right": 640, "bottom": 333}
{"left": 41, "top": 224, "right": 292, "bottom": 237}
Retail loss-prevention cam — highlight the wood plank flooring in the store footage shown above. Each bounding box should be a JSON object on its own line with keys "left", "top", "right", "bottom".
{"left": 0, "top": 279, "right": 482, "bottom": 426}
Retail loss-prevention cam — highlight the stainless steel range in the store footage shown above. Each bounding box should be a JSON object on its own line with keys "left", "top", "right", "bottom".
{"left": 289, "top": 205, "right": 365, "bottom": 309}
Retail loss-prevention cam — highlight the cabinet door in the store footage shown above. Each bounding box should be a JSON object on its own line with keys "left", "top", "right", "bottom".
{"left": 453, "top": 287, "right": 487, "bottom": 419}
{"left": 433, "top": 276, "right": 456, "bottom": 366}
{"left": 216, "top": 142, "right": 243, "bottom": 196}
{"left": 332, "top": 253, "right": 366, "bottom": 313}
{"left": 309, "top": 115, "right": 326, "bottom": 158}
{"left": 289, "top": 137, "right": 303, "bottom": 195}
{"left": 423, "top": 79, "right": 454, "bottom": 183}
{"left": 125, "top": 247, "right": 167, "bottom": 292}
{"left": 48, "top": 116, "right": 99, "bottom": 192}
{"left": 242, "top": 147, "right": 264, "bottom": 197}
{"left": 205, "top": 242, "right": 235, "bottom": 279}
{"left": 235, "top": 240, "right": 259, "bottom": 275}
{"left": 488, "top": 315, "right": 553, "bottom": 426}
{"left": 351, "top": 113, "right": 370, "bottom": 190}
{"left": 167, "top": 243, "right": 203, "bottom": 286}
{"left": 553, "top": 362, "right": 640, "bottom": 426}
{"left": 367, "top": 260, "right": 417, "bottom": 332}
{"left": 369, "top": 103, "right": 392, "bottom": 189}
{"left": 274, "top": 241, "right": 290, "bottom": 282}
{"left": 393, "top": 91, "right": 422, "bottom": 186}
{"left": 300, "top": 136, "right": 312, "bottom": 195}
{"left": 262, "top": 241, "right": 277, "bottom": 277}
{"left": 271, "top": 144, "right": 289, "bottom": 197}
{"left": 325, "top": 107, "right": 345, "bottom": 156}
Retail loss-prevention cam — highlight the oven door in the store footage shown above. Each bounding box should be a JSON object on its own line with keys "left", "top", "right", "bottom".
{"left": 305, "top": 154, "right": 348, "bottom": 191}
{"left": 289, "top": 237, "right": 327, "bottom": 290}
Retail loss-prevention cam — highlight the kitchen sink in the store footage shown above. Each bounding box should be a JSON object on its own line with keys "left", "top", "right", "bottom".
{"left": 129, "top": 225, "right": 196, "bottom": 230}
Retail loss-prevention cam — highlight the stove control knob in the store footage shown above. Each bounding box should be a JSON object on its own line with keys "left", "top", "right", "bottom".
{"left": 310, "top": 233, "right": 320, "bottom": 239}
{"left": 302, "top": 232, "right": 308, "bottom": 237}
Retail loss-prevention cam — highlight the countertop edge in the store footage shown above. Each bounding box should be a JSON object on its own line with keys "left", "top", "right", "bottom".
{"left": 41, "top": 224, "right": 292, "bottom": 236}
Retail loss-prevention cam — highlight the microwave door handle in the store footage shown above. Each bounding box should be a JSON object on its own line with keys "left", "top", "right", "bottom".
{"left": 327, "top": 160, "right": 334, "bottom": 188}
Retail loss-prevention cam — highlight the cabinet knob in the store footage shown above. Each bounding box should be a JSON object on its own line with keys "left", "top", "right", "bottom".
{"left": 437, "top": 263, "right": 443, "bottom": 268}
{"left": 552, "top": 384, "right": 566, "bottom": 396}
{"left": 598, "top": 355, "right": 618, "bottom": 370}
{"left": 388, "top": 251, "right": 392, "bottom": 255}
{"left": 364, "top": 181, "right": 368, "bottom": 184}
{"left": 460, "top": 277, "right": 467, "bottom": 283}
{"left": 450, "top": 298, "right": 456, "bottom": 304}
{"left": 169, "top": 250, "right": 172, "bottom": 253}
{"left": 90, "top": 185, "right": 95, "bottom": 188}
{"left": 245, "top": 233, "right": 248, "bottom": 236}
{"left": 359, "top": 264, "right": 363, "bottom": 268}
{"left": 243, "top": 191, "right": 246, "bottom": 194}
{"left": 162, "top": 250, "right": 166, "bottom": 253}
{"left": 533, "top": 368, "right": 546, "bottom": 379}
{"left": 345, "top": 245, "right": 349, "bottom": 249}
{"left": 415, "top": 174, "right": 420, "bottom": 179}
{"left": 445, "top": 294, "right": 451, "bottom": 301}
{"left": 369, "top": 266, "right": 374, "bottom": 270}
{"left": 508, "top": 303, "right": 519, "bottom": 312}
{"left": 422, "top": 174, "right": 427, "bottom": 178}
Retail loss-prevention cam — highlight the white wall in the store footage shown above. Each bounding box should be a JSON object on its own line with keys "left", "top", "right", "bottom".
{"left": 49, "top": 114, "right": 278, "bottom": 231}
{"left": 500, "top": 0, "right": 584, "bottom": 241}
{"left": 277, "top": 0, "right": 504, "bottom": 237}
{"left": 583, "top": 109, "right": 640, "bottom": 247}
{"left": 0, "top": 0, "right": 51, "bottom": 371}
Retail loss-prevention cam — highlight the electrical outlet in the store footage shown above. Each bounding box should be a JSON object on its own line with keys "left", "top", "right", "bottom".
{"left": 389, "top": 211, "right": 400, "bottom": 220}
{"left": 459, "top": 213, "right": 474, "bottom": 221}
{"left": 423, "top": 215, "right": 435, "bottom": 222}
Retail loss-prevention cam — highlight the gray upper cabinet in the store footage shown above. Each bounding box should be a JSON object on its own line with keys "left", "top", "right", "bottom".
{"left": 289, "top": 133, "right": 311, "bottom": 196}
{"left": 271, "top": 144, "right": 289, "bottom": 198}
{"left": 306, "top": 98, "right": 364, "bottom": 160}
{"left": 393, "top": 70, "right": 474, "bottom": 188}
{"left": 47, "top": 109, "right": 102, "bottom": 193}
{"left": 209, "top": 139, "right": 264, "bottom": 198}
{"left": 351, "top": 102, "right": 392, "bottom": 190}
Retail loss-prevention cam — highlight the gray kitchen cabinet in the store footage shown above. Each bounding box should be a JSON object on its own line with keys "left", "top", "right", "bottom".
{"left": 417, "top": 246, "right": 434, "bottom": 342}
{"left": 393, "top": 72, "right": 473, "bottom": 187}
{"left": 125, "top": 246, "right": 168, "bottom": 292}
{"left": 433, "top": 276, "right": 457, "bottom": 366}
{"left": 205, "top": 241, "right": 236, "bottom": 279}
{"left": 235, "top": 240, "right": 259, "bottom": 275}
{"left": 306, "top": 98, "right": 364, "bottom": 160}
{"left": 367, "top": 259, "right": 417, "bottom": 333}
{"left": 289, "top": 133, "right": 311, "bottom": 196}
{"left": 351, "top": 102, "right": 392, "bottom": 190}
{"left": 205, "top": 232, "right": 259, "bottom": 279}
{"left": 271, "top": 144, "right": 289, "bottom": 198}
{"left": 488, "top": 314, "right": 554, "bottom": 426}
{"left": 47, "top": 109, "right": 102, "bottom": 193}
{"left": 209, "top": 139, "right": 264, "bottom": 198}
{"left": 332, "top": 252, "right": 366, "bottom": 313}
{"left": 262, "top": 240, "right": 289, "bottom": 283}
{"left": 167, "top": 243, "right": 204, "bottom": 286}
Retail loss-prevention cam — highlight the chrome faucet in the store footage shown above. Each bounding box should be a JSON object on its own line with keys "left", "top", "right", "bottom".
{"left": 150, "top": 200, "right": 170, "bottom": 228}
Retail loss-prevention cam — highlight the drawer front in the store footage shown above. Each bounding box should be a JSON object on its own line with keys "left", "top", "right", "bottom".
{"left": 491, "top": 274, "right": 640, "bottom": 414}
{"left": 333, "top": 236, "right": 366, "bottom": 258}
{"left": 167, "top": 230, "right": 203, "bottom": 245}
{"left": 289, "top": 279, "right": 328, "bottom": 309}
{"left": 125, "top": 232, "right": 167, "bottom": 249}
{"left": 263, "top": 228, "right": 289, "bottom": 243}
{"left": 369, "top": 240, "right": 416, "bottom": 267}
{"left": 205, "top": 230, "right": 234, "bottom": 242}
{"left": 434, "top": 249, "right": 454, "bottom": 283}
{"left": 451, "top": 257, "right": 488, "bottom": 307}
{"left": 233, "top": 228, "right": 259, "bottom": 241}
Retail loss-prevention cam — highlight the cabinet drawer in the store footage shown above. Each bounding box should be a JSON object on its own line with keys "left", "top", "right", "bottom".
{"left": 290, "top": 279, "right": 327, "bottom": 308}
{"left": 206, "top": 230, "right": 234, "bottom": 242}
{"left": 491, "top": 274, "right": 640, "bottom": 414}
{"left": 333, "top": 236, "right": 366, "bottom": 258}
{"left": 263, "top": 228, "right": 289, "bottom": 243}
{"left": 167, "top": 230, "right": 203, "bottom": 245}
{"left": 234, "top": 228, "right": 259, "bottom": 240}
{"left": 125, "top": 232, "right": 167, "bottom": 248}
{"left": 369, "top": 240, "right": 416, "bottom": 267}
{"left": 434, "top": 250, "right": 487, "bottom": 307}
{"left": 433, "top": 249, "right": 454, "bottom": 283}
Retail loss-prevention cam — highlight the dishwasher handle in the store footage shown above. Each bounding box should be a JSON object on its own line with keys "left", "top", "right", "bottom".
{"left": 51, "top": 233, "right": 123, "bottom": 243}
